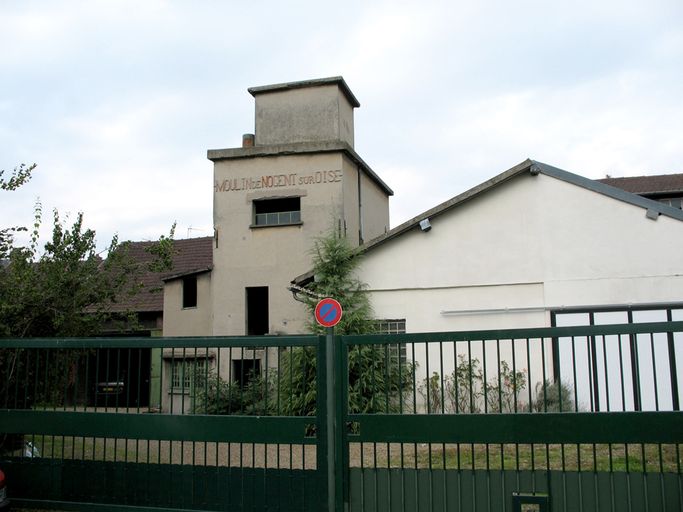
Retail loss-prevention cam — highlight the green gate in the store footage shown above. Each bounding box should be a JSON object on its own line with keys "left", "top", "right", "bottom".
{"left": 1, "top": 321, "right": 682, "bottom": 511}
{"left": 340, "top": 322, "right": 683, "bottom": 511}
{"left": 0, "top": 335, "right": 328, "bottom": 511}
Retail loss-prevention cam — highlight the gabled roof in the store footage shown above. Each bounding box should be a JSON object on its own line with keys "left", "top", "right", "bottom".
{"left": 598, "top": 174, "right": 683, "bottom": 196}
{"left": 291, "top": 159, "right": 683, "bottom": 285}
{"left": 109, "top": 236, "right": 213, "bottom": 313}
{"left": 363, "top": 159, "right": 683, "bottom": 252}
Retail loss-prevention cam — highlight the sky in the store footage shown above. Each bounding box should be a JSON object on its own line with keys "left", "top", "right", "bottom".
{"left": 1, "top": 0, "right": 682, "bottom": 251}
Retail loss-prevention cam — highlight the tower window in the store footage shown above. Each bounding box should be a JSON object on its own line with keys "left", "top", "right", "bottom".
{"left": 253, "top": 197, "right": 301, "bottom": 226}
{"left": 182, "top": 276, "right": 197, "bottom": 308}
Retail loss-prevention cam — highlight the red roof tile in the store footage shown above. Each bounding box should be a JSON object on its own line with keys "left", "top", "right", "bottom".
{"left": 598, "top": 174, "right": 683, "bottom": 195}
{"left": 108, "top": 236, "right": 213, "bottom": 313}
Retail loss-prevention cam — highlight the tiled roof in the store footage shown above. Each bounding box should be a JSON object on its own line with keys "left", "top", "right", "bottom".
{"left": 109, "top": 236, "right": 213, "bottom": 313}
{"left": 598, "top": 174, "right": 683, "bottom": 195}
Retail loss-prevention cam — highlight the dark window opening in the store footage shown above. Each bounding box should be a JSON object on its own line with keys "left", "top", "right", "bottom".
{"left": 182, "top": 276, "right": 197, "bottom": 308}
{"left": 233, "top": 359, "right": 261, "bottom": 388}
{"left": 246, "top": 286, "right": 269, "bottom": 335}
{"left": 253, "top": 197, "right": 301, "bottom": 226}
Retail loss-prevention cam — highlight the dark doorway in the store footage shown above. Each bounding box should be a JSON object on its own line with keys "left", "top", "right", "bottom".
{"left": 246, "top": 286, "right": 269, "bottom": 335}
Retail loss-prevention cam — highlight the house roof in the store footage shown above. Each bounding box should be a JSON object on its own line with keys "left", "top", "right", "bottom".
{"left": 109, "top": 236, "right": 213, "bottom": 313}
{"left": 598, "top": 174, "right": 683, "bottom": 196}
{"left": 291, "top": 159, "right": 683, "bottom": 285}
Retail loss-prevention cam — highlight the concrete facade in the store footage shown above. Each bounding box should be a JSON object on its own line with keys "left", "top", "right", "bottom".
{"left": 203, "top": 77, "right": 391, "bottom": 338}
{"left": 249, "top": 77, "right": 359, "bottom": 148}
{"left": 160, "top": 78, "right": 392, "bottom": 410}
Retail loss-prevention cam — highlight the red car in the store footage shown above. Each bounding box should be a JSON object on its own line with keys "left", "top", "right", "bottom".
{"left": 0, "top": 468, "right": 8, "bottom": 510}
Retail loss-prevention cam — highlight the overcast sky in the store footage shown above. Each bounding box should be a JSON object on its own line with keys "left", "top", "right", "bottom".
{"left": 2, "top": 0, "right": 682, "bottom": 251}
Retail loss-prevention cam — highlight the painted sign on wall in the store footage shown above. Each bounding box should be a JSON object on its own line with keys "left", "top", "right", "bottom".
{"left": 215, "top": 170, "right": 341, "bottom": 193}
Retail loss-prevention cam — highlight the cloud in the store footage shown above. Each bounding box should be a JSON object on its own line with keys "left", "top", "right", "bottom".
{"left": 1, "top": 0, "right": 682, "bottom": 249}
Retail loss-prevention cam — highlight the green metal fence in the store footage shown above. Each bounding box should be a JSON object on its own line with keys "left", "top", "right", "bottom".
{"left": 0, "top": 335, "right": 326, "bottom": 511}
{"left": 342, "top": 321, "right": 683, "bottom": 511}
{"left": 1, "top": 321, "right": 682, "bottom": 511}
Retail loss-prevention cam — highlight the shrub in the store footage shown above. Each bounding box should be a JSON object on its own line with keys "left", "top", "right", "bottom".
{"left": 532, "top": 379, "right": 574, "bottom": 412}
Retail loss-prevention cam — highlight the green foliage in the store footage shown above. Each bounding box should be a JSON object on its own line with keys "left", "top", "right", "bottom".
{"left": 419, "top": 371, "right": 444, "bottom": 413}
{"left": 0, "top": 163, "right": 36, "bottom": 258}
{"left": 303, "top": 233, "right": 374, "bottom": 335}
{"left": 532, "top": 379, "right": 575, "bottom": 412}
{"left": 0, "top": 207, "right": 143, "bottom": 338}
{"left": 484, "top": 360, "right": 527, "bottom": 413}
{"left": 278, "top": 231, "right": 415, "bottom": 416}
{"left": 445, "top": 355, "right": 485, "bottom": 413}
{"left": 0, "top": 163, "right": 35, "bottom": 191}
{"left": 423, "top": 356, "right": 528, "bottom": 414}
{"left": 346, "top": 344, "right": 414, "bottom": 414}
{"left": 278, "top": 347, "right": 317, "bottom": 416}
{"left": 196, "top": 368, "right": 271, "bottom": 415}
{"left": 0, "top": 208, "right": 136, "bottom": 338}
{"left": 146, "top": 222, "right": 177, "bottom": 274}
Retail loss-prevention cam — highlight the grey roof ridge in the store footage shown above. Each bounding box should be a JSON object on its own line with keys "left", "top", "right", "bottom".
{"left": 531, "top": 160, "right": 683, "bottom": 222}
{"left": 247, "top": 76, "right": 360, "bottom": 108}
{"left": 207, "top": 140, "right": 393, "bottom": 196}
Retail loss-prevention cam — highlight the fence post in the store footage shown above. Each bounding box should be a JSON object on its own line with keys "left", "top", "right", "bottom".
{"left": 325, "top": 326, "right": 337, "bottom": 512}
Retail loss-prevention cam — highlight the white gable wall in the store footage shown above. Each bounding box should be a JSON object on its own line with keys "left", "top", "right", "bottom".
{"left": 357, "top": 172, "right": 683, "bottom": 406}
{"left": 359, "top": 171, "right": 683, "bottom": 333}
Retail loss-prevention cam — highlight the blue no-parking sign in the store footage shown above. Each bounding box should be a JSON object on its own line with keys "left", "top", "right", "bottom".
{"left": 314, "top": 298, "right": 343, "bottom": 328}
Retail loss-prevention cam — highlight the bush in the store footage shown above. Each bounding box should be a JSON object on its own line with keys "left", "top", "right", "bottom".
{"left": 196, "top": 368, "right": 271, "bottom": 415}
{"left": 532, "top": 379, "right": 574, "bottom": 412}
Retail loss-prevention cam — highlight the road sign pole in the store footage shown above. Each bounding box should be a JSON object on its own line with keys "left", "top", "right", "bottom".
{"left": 315, "top": 298, "right": 343, "bottom": 512}
{"left": 325, "top": 325, "right": 336, "bottom": 512}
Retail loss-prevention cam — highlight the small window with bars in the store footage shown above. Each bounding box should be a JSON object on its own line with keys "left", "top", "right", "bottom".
{"left": 375, "top": 319, "right": 407, "bottom": 364}
{"left": 171, "top": 359, "right": 207, "bottom": 392}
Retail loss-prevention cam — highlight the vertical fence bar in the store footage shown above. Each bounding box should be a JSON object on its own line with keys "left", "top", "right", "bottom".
{"left": 666, "top": 309, "right": 680, "bottom": 411}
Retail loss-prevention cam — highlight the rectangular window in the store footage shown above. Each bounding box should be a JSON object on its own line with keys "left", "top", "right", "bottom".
{"left": 246, "top": 286, "right": 269, "bottom": 335}
{"left": 182, "top": 276, "right": 197, "bottom": 308}
{"left": 233, "top": 359, "right": 261, "bottom": 388}
{"left": 253, "top": 197, "right": 301, "bottom": 226}
{"left": 376, "top": 319, "right": 407, "bottom": 364}
{"left": 171, "top": 359, "right": 206, "bottom": 392}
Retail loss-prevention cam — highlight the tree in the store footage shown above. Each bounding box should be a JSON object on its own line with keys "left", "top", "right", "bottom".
{"left": 0, "top": 164, "right": 175, "bottom": 411}
{"left": 301, "top": 232, "right": 375, "bottom": 335}
{"left": 0, "top": 207, "right": 141, "bottom": 338}
{"left": 0, "top": 163, "right": 36, "bottom": 258}
{"left": 280, "top": 232, "right": 413, "bottom": 417}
